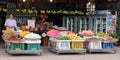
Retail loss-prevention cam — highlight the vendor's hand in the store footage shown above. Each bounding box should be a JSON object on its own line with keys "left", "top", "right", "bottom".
{"left": 11, "top": 26, "right": 15, "bottom": 28}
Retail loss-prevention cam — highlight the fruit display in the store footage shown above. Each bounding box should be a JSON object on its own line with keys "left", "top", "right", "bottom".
{"left": 20, "top": 31, "right": 30, "bottom": 37}
{"left": 2, "top": 30, "right": 22, "bottom": 43}
{"left": 105, "top": 36, "right": 118, "bottom": 42}
{"left": 78, "top": 30, "right": 94, "bottom": 36}
{"left": 96, "top": 32, "right": 118, "bottom": 42}
{"left": 66, "top": 31, "right": 83, "bottom": 40}
{"left": 96, "top": 32, "right": 107, "bottom": 38}
{"left": 67, "top": 34, "right": 82, "bottom": 40}
{"left": 47, "top": 29, "right": 60, "bottom": 37}
{"left": 2, "top": 29, "right": 13, "bottom": 33}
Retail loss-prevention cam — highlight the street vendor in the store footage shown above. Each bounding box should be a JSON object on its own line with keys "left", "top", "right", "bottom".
{"left": 4, "top": 13, "right": 17, "bottom": 31}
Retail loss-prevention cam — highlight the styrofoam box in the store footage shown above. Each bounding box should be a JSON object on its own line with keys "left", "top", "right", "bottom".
{"left": 88, "top": 41, "right": 102, "bottom": 49}
{"left": 25, "top": 40, "right": 41, "bottom": 43}
{"left": 56, "top": 41, "right": 70, "bottom": 50}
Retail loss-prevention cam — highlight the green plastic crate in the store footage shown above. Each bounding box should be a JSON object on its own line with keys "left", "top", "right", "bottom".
{"left": 27, "top": 44, "right": 41, "bottom": 50}
{"left": 10, "top": 43, "right": 24, "bottom": 50}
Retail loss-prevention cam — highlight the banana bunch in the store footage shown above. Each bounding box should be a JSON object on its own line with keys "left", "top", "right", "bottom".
{"left": 67, "top": 34, "right": 82, "bottom": 40}
{"left": 3, "top": 8, "right": 7, "bottom": 12}
{"left": 21, "top": 9, "right": 27, "bottom": 13}
{"left": 28, "top": 9, "right": 33, "bottom": 14}
{"left": 16, "top": 9, "right": 20, "bottom": 12}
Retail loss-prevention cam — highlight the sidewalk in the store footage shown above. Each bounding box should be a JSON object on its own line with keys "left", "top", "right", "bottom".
{"left": 0, "top": 43, "right": 120, "bottom": 60}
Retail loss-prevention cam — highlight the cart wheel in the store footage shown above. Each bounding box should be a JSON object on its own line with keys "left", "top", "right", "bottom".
{"left": 88, "top": 51, "right": 92, "bottom": 54}
{"left": 112, "top": 50, "right": 116, "bottom": 54}
{"left": 8, "top": 53, "right": 14, "bottom": 56}
{"left": 38, "top": 52, "right": 42, "bottom": 56}
{"left": 56, "top": 52, "right": 60, "bottom": 55}
{"left": 81, "top": 52, "right": 85, "bottom": 55}
{"left": 40, "top": 50, "right": 44, "bottom": 55}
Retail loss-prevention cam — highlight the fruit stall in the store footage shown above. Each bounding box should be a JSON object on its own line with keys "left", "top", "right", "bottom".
{"left": 48, "top": 39, "right": 86, "bottom": 54}
{"left": 2, "top": 29, "right": 42, "bottom": 55}
{"left": 78, "top": 30, "right": 118, "bottom": 53}
{"left": 47, "top": 28, "right": 118, "bottom": 54}
{"left": 47, "top": 29, "right": 86, "bottom": 54}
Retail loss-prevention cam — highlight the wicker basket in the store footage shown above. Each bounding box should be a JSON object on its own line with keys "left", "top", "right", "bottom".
{"left": 85, "top": 38, "right": 103, "bottom": 42}
{"left": 106, "top": 39, "right": 118, "bottom": 43}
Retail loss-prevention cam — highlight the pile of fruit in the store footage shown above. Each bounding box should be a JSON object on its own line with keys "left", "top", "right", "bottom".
{"left": 2, "top": 29, "right": 22, "bottom": 43}
{"left": 96, "top": 32, "right": 118, "bottom": 42}
{"left": 96, "top": 32, "right": 107, "bottom": 38}
{"left": 2, "top": 29, "right": 13, "bottom": 33}
{"left": 20, "top": 31, "right": 30, "bottom": 37}
{"left": 78, "top": 30, "right": 94, "bottom": 36}
{"left": 66, "top": 31, "right": 82, "bottom": 40}
{"left": 49, "top": 31, "right": 83, "bottom": 40}
{"left": 104, "top": 36, "right": 118, "bottom": 42}
{"left": 47, "top": 29, "right": 60, "bottom": 37}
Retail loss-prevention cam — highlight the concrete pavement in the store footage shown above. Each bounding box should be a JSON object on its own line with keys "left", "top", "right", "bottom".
{"left": 0, "top": 43, "right": 120, "bottom": 60}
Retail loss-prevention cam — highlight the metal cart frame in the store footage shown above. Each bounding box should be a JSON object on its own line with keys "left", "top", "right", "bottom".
{"left": 5, "top": 42, "right": 42, "bottom": 55}
{"left": 87, "top": 41, "right": 116, "bottom": 54}
{"left": 48, "top": 40, "right": 86, "bottom": 54}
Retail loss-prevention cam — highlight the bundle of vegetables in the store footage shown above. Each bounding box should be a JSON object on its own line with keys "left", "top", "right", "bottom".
{"left": 56, "top": 32, "right": 70, "bottom": 40}
{"left": 47, "top": 29, "right": 60, "bottom": 37}
{"left": 2, "top": 30, "right": 22, "bottom": 43}
{"left": 66, "top": 31, "right": 83, "bottom": 40}
{"left": 78, "top": 30, "right": 94, "bottom": 36}
{"left": 24, "top": 33, "right": 41, "bottom": 40}
{"left": 56, "top": 36, "right": 70, "bottom": 40}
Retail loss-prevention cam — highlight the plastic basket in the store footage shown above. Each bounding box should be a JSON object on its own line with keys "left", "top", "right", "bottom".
{"left": 27, "top": 44, "right": 41, "bottom": 50}
{"left": 102, "top": 42, "right": 114, "bottom": 49}
{"left": 56, "top": 41, "right": 70, "bottom": 49}
{"left": 10, "top": 43, "right": 24, "bottom": 50}
{"left": 71, "top": 42, "right": 84, "bottom": 49}
{"left": 88, "top": 41, "right": 102, "bottom": 49}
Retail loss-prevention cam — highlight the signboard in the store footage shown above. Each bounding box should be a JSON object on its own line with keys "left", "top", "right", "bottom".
{"left": 27, "top": 19, "right": 35, "bottom": 28}
{"left": 106, "top": 14, "right": 117, "bottom": 34}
